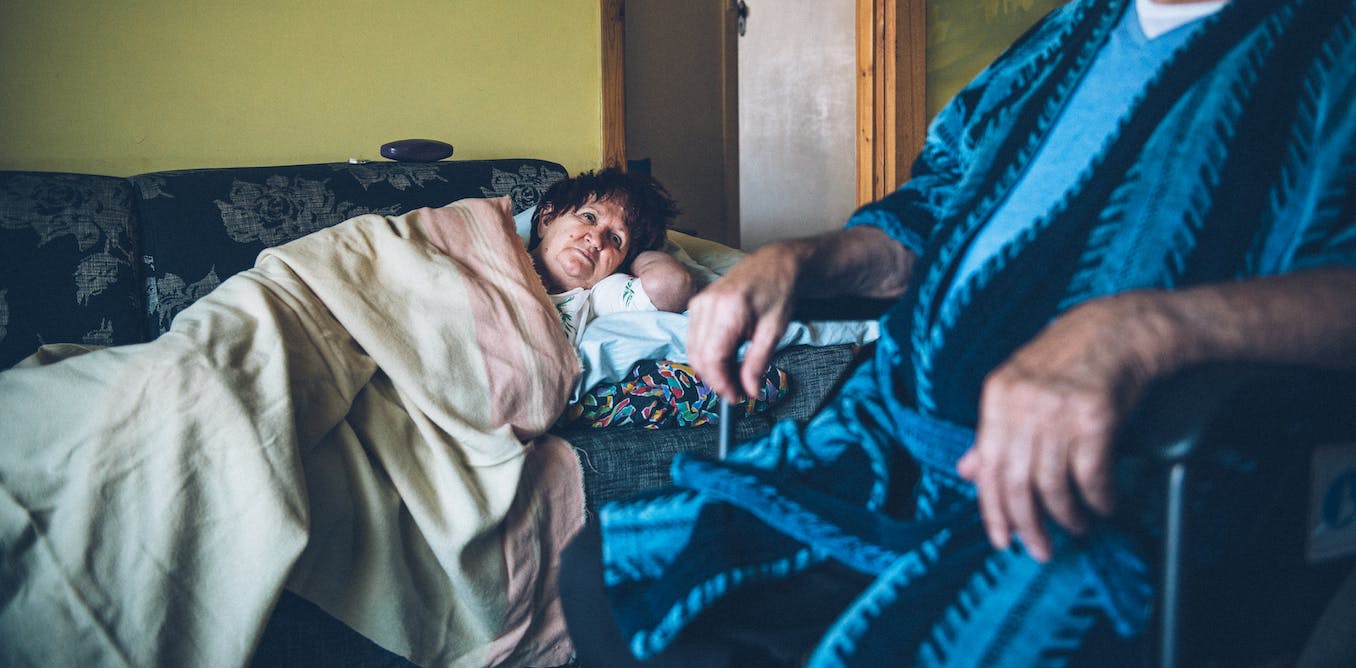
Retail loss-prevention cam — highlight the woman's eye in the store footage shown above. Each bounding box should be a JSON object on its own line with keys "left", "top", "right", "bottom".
{"left": 582, "top": 212, "right": 596, "bottom": 223}
{"left": 610, "top": 234, "right": 623, "bottom": 247}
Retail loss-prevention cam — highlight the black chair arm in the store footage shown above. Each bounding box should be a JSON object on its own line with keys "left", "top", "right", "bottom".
{"left": 1115, "top": 361, "right": 1356, "bottom": 668}
{"left": 1119, "top": 361, "right": 1356, "bottom": 464}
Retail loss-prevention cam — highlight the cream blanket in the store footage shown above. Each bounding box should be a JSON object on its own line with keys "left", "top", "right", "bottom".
{"left": 0, "top": 197, "right": 584, "bottom": 667}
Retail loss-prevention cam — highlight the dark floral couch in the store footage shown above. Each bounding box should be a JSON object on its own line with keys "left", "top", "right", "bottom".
{"left": 0, "top": 157, "right": 857, "bottom": 665}
{"left": 0, "top": 159, "right": 567, "bottom": 362}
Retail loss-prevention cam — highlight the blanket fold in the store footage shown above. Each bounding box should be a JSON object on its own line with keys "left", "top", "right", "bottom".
{"left": 0, "top": 196, "right": 584, "bottom": 667}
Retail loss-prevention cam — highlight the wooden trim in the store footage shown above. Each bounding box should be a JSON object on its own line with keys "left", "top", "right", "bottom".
{"left": 880, "top": 0, "right": 898, "bottom": 196}
{"left": 601, "top": 0, "right": 626, "bottom": 168}
{"left": 856, "top": 0, "right": 876, "bottom": 207}
{"left": 896, "top": 0, "right": 927, "bottom": 184}
{"left": 857, "top": 0, "right": 927, "bottom": 205}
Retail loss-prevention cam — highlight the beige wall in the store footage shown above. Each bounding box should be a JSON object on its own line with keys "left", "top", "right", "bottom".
{"left": 926, "top": 0, "right": 1066, "bottom": 117}
{"left": 0, "top": 1, "right": 604, "bottom": 176}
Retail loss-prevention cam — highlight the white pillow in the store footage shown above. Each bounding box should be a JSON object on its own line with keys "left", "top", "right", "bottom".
{"left": 512, "top": 205, "right": 536, "bottom": 245}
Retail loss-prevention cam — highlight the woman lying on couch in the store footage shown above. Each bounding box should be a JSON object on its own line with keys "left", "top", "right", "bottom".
{"left": 0, "top": 167, "right": 687, "bottom": 667}
{"left": 525, "top": 167, "right": 692, "bottom": 341}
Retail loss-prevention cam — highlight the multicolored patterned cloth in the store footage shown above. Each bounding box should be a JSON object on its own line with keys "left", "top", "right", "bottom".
{"left": 561, "top": 359, "right": 788, "bottom": 429}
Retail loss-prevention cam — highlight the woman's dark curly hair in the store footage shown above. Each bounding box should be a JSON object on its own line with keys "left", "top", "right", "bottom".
{"left": 530, "top": 167, "right": 681, "bottom": 271}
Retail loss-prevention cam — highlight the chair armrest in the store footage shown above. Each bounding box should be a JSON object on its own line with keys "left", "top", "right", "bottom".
{"left": 1119, "top": 363, "right": 1356, "bottom": 668}
{"left": 1119, "top": 362, "right": 1356, "bottom": 464}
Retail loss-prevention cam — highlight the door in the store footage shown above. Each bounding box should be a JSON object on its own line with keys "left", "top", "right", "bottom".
{"left": 609, "top": 0, "right": 739, "bottom": 245}
{"left": 603, "top": 0, "right": 924, "bottom": 250}
{"left": 737, "top": 1, "right": 856, "bottom": 250}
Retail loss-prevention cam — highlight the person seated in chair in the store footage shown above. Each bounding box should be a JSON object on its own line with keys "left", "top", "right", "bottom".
{"left": 558, "top": 0, "right": 1356, "bottom": 664}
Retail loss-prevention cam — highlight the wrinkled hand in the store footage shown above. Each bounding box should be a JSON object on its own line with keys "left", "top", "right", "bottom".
{"left": 687, "top": 246, "right": 803, "bottom": 401}
{"left": 957, "top": 294, "right": 1170, "bottom": 562}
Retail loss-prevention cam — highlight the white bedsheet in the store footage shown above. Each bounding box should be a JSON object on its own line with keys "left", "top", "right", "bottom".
{"left": 572, "top": 310, "right": 879, "bottom": 401}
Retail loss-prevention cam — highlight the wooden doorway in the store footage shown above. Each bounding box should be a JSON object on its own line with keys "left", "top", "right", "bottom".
{"left": 601, "top": 0, "right": 925, "bottom": 245}
{"left": 857, "top": 0, "right": 927, "bottom": 205}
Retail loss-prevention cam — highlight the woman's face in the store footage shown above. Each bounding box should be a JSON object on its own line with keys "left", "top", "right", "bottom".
{"left": 532, "top": 196, "right": 632, "bottom": 292}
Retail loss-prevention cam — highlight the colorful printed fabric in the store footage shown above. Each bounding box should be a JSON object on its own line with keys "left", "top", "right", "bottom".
{"left": 561, "top": 359, "right": 787, "bottom": 429}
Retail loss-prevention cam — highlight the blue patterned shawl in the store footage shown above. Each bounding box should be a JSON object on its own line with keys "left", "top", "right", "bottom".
{"left": 597, "top": 0, "right": 1356, "bottom": 664}
{"left": 856, "top": 0, "right": 1356, "bottom": 421}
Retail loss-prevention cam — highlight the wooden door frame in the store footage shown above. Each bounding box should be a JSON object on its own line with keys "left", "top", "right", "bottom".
{"left": 602, "top": 0, "right": 627, "bottom": 168}
{"left": 600, "top": 0, "right": 926, "bottom": 204}
{"left": 857, "top": 0, "right": 927, "bottom": 205}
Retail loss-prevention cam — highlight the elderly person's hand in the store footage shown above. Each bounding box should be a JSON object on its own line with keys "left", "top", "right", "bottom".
{"left": 687, "top": 226, "right": 915, "bottom": 402}
{"left": 687, "top": 243, "right": 804, "bottom": 401}
{"left": 957, "top": 293, "right": 1171, "bottom": 563}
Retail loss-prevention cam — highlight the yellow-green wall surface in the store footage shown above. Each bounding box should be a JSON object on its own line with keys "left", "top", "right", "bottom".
{"left": 0, "top": 1, "right": 602, "bottom": 176}
{"left": 927, "top": 0, "right": 1066, "bottom": 118}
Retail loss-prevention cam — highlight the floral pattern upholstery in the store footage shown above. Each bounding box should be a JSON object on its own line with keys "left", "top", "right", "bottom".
{"left": 0, "top": 172, "right": 144, "bottom": 368}
{"left": 0, "top": 159, "right": 566, "bottom": 368}
{"left": 134, "top": 159, "right": 565, "bottom": 337}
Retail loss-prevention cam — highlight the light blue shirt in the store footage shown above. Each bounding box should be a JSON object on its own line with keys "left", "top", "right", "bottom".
{"left": 943, "top": 2, "right": 1206, "bottom": 313}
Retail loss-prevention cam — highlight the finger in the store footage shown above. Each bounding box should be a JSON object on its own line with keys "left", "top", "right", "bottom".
{"left": 1002, "top": 445, "right": 1051, "bottom": 563}
{"left": 1035, "top": 437, "right": 1086, "bottom": 535}
{"left": 686, "top": 297, "right": 746, "bottom": 399}
{"left": 739, "top": 319, "right": 783, "bottom": 400}
{"left": 956, "top": 449, "right": 980, "bottom": 481}
{"left": 967, "top": 427, "right": 1012, "bottom": 552}
{"left": 971, "top": 447, "right": 1011, "bottom": 553}
{"left": 1071, "top": 440, "right": 1115, "bottom": 517}
{"left": 688, "top": 338, "right": 734, "bottom": 400}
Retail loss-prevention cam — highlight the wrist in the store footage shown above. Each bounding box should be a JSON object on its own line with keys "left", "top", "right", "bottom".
{"left": 1101, "top": 290, "right": 1206, "bottom": 398}
{"left": 748, "top": 240, "right": 814, "bottom": 293}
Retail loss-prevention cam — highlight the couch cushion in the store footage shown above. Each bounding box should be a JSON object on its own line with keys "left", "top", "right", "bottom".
{"left": 557, "top": 343, "right": 862, "bottom": 512}
{"left": 0, "top": 171, "right": 145, "bottom": 368}
{"left": 132, "top": 159, "right": 567, "bottom": 337}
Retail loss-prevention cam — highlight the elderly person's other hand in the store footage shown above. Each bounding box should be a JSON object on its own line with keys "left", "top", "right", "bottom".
{"left": 957, "top": 293, "right": 1171, "bottom": 563}
{"left": 957, "top": 268, "right": 1356, "bottom": 562}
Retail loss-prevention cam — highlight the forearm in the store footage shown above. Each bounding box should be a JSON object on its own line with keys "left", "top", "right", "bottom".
{"left": 751, "top": 225, "right": 916, "bottom": 301}
{"left": 631, "top": 250, "right": 694, "bottom": 312}
{"left": 1119, "top": 267, "right": 1356, "bottom": 383}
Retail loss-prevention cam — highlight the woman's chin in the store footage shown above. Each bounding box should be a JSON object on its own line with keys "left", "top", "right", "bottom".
{"left": 552, "top": 264, "right": 597, "bottom": 290}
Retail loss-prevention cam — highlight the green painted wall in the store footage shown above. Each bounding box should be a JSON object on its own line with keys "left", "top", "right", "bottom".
{"left": 0, "top": 1, "right": 602, "bottom": 176}
{"left": 926, "top": 0, "right": 1066, "bottom": 117}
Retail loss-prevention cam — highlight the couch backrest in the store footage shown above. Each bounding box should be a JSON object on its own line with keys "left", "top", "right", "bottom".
{"left": 0, "top": 159, "right": 567, "bottom": 368}
{"left": 0, "top": 171, "right": 147, "bottom": 368}
{"left": 131, "top": 159, "right": 567, "bottom": 338}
